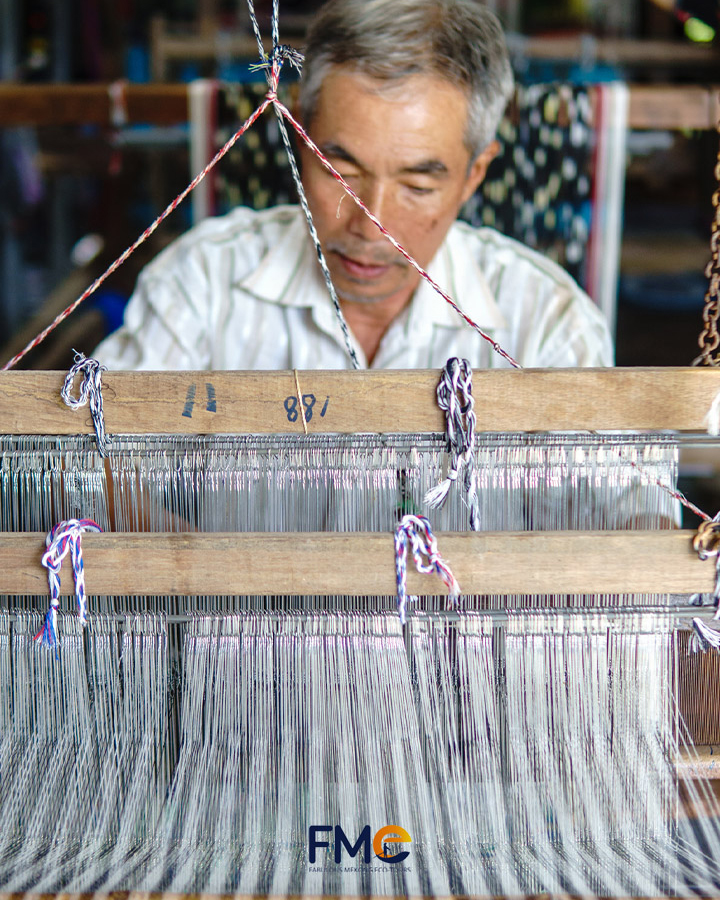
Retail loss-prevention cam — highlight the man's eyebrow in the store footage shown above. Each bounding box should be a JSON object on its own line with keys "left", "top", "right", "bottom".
{"left": 318, "top": 144, "right": 449, "bottom": 178}
{"left": 399, "top": 160, "right": 449, "bottom": 176}
{"left": 318, "top": 142, "right": 362, "bottom": 167}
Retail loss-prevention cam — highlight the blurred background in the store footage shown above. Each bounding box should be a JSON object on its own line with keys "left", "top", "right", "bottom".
{"left": 0, "top": 0, "right": 718, "bottom": 375}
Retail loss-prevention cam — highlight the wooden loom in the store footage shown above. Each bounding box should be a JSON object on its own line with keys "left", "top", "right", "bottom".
{"left": 2, "top": 364, "right": 720, "bottom": 894}
{"left": 0, "top": 365, "right": 718, "bottom": 599}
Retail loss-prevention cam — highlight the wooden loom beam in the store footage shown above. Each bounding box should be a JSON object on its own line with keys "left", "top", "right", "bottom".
{"left": 0, "top": 531, "right": 714, "bottom": 597}
{"left": 0, "top": 84, "right": 717, "bottom": 130}
{"left": 0, "top": 84, "right": 189, "bottom": 127}
{"left": 2, "top": 367, "right": 720, "bottom": 434}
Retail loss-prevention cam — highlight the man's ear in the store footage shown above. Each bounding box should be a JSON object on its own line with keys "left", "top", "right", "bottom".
{"left": 461, "top": 139, "right": 500, "bottom": 205}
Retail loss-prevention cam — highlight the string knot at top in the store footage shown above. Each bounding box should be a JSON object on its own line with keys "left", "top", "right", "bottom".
{"left": 250, "top": 44, "right": 304, "bottom": 81}
{"left": 36, "top": 518, "right": 103, "bottom": 652}
{"left": 61, "top": 350, "right": 111, "bottom": 457}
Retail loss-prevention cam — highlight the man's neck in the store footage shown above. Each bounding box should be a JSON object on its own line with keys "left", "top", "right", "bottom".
{"left": 340, "top": 291, "right": 412, "bottom": 366}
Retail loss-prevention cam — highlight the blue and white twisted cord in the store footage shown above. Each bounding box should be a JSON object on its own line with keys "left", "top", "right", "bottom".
{"left": 61, "top": 350, "right": 111, "bottom": 457}
{"left": 425, "top": 358, "right": 480, "bottom": 530}
{"left": 394, "top": 514, "right": 460, "bottom": 625}
{"left": 36, "top": 518, "right": 103, "bottom": 651}
{"left": 244, "top": 0, "right": 361, "bottom": 370}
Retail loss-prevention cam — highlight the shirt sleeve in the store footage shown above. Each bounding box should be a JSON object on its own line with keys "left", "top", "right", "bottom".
{"left": 93, "top": 254, "right": 212, "bottom": 371}
{"left": 532, "top": 283, "right": 615, "bottom": 368}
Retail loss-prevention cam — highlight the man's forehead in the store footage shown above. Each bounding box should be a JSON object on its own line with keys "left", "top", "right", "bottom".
{"left": 310, "top": 66, "right": 471, "bottom": 161}
{"left": 317, "top": 63, "right": 465, "bottom": 104}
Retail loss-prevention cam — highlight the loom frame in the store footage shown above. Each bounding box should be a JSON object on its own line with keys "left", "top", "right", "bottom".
{"left": 2, "top": 367, "right": 720, "bottom": 434}
{"left": 1, "top": 367, "right": 718, "bottom": 597}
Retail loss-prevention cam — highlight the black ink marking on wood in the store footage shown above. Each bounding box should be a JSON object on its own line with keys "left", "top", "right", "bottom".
{"left": 182, "top": 384, "right": 197, "bottom": 418}
{"left": 284, "top": 396, "right": 298, "bottom": 422}
{"left": 302, "top": 393, "right": 316, "bottom": 422}
{"left": 205, "top": 382, "right": 217, "bottom": 413}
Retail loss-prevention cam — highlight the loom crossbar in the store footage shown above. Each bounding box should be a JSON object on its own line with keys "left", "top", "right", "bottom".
{"left": 0, "top": 84, "right": 717, "bottom": 130}
{"left": 0, "top": 531, "right": 713, "bottom": 596}
{"left": 2, "top": 368, "right": 720, "bottom": 434}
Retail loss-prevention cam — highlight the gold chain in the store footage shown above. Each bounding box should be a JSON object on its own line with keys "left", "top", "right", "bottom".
{"left": 693, "top": 113, "right": 720, "bottom": 366}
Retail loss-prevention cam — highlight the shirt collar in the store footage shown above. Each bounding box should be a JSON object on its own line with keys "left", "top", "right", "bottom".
{"left": 238, "top": 210, "right": 508, "bottom": 331}
{"left": 238, "top": 210, "right": 314, "bottom": 306}
{"left": 410, "top": 224, "right": 508, "bottom": 331}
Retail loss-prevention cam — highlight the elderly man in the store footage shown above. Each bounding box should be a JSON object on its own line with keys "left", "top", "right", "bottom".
{"left": 95, "top": 0, "right": 613, "bottom": 370}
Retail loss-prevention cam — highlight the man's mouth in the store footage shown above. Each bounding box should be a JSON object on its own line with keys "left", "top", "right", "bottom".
{"left": 335, "top": 252, "right": 392, "bottom": 280}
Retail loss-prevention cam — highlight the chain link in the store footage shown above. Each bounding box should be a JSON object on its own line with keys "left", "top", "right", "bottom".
{"left": 693, "top": 114, "right": 720, "bottom": 366}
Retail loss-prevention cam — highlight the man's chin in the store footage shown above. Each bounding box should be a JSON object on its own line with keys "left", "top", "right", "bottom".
{"left": 335, "top": 287, "right": 400, "bottom": 306}
{"left": 330, "top": 271, "right": 409, "bottom": 307}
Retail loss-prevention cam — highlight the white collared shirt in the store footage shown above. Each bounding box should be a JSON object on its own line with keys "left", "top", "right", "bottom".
{"left": 94, "top": 205, "right": 613, "bottom": 370}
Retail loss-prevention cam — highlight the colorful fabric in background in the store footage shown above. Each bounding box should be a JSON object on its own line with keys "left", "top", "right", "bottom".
{"left": 216, "top": 83, "right": 299, "bottom": 212}
{"left": 209, "top": 82, "right": 606, "bottom": 302}
{"left": 464, "top": 83, "right": 594, "bottom": 289}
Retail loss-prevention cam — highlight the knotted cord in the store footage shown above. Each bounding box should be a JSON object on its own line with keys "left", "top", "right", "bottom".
{"left": 61, "top": 350, "right": 111, "bottom": 457}
{"left": 35, "top": 518, "right": 103, "bottom": 651}
{"left": 394, "top": 514, "right": 460, "bottom": 625}
{"left": 425, "top": 357, "right": 480, "bottom": 530}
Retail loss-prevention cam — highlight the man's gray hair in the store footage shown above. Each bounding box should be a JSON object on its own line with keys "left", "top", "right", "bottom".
{"left": 299, "top": 0, "right": 514, "bottom": 159}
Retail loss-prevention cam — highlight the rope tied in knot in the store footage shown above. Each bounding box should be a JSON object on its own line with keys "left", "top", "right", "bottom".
{"left": 35, "top": 518, "right": 103, "bottom": 651}
{"left": 394, "top": 514, "right": 460, "bottom": 625}
{"left": 250, "top": 43, "right": 304, "bottom": 78}
{"left": 61, "top": 350, "right": 111, "bottom": 457}
{"left": 425, "top": 358, "right": 480, "bottom": 531}
{"left": 693, "top": 514, "right": 720, "bottom": 560}
{"left": 690, "top": 512, "right": 720, "bottom": 650}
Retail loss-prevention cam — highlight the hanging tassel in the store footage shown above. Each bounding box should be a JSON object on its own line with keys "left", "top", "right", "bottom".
{"left": 691, "top": 617, "right": 720, "bottom": 653}
{"left": 61, "top": 350, "right": 111, "bottom": 457}
{"left": 35, "top": 518, "right": 103, "bottom": 652}
{"left": 394, "top": 514, "right": 460, "bottom": 625}
{"left": 690, "top": 514, "right": 720, "bottom": 651}
{"left": 424, "top": 358, "right": 480, "bottom": 531}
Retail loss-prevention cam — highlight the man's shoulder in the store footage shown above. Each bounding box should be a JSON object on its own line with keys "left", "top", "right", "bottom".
{"left": 447, "top": 221, "right": 583, "bottom": 293}
{"left": 142, "top": 205, "right": 302, "bottom": 278}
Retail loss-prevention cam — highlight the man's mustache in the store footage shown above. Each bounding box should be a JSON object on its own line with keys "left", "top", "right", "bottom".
{"left": 325, "top": 240, "right": 409, "bottom": 269}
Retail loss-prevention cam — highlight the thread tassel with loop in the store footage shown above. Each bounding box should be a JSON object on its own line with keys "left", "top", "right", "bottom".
{"left": 425, "top": 357, "right": 480, "bottom": 530}
{"left": 61, "top": 350, "right": 111, "bottom": 457}
{"left": 394, "top": 513, "right": 460, "bottom": 625}
{"left": 691, "top": 512, "right": 720, "bottom": 650}
{"left": 35, "top": 518, "right": 103, "bottom": 652}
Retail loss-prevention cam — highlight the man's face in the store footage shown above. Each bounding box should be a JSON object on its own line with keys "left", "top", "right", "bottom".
{"left": 300, "top": 67, "right": 498, "bottom": 311}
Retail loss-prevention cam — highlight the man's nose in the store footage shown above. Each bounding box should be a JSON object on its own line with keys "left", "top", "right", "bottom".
{"left": 347, "top": 180, "right": 389, "bottom": 240}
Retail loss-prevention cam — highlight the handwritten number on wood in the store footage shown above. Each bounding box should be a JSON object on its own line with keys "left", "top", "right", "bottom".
{"left": 283, "top": 394, "right": 330, "bottom": 423}
{"left": 205, "top": 383, "right": 217, "bottom": 412}
{"left": 182, "top": 384, "right": 197, "bottom": 418}
{"left": 183, "top": 383, "right": 216, "bottom": 417}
